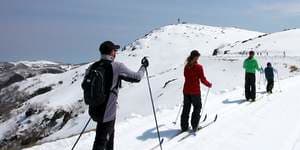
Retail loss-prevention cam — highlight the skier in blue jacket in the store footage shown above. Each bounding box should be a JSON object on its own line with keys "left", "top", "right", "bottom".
{"left": 264, "top": 62, "right": 277, "bottom": 93}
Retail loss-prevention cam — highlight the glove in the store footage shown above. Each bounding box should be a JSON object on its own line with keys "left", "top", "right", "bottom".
{"left": 141, "top": 57, "right": 149, "bottom": 68}
{"left": 260, "top": 69, "right": 264, "bottom": 74}
{"left": 208, "top": 82, "right": 212, "bottom": 88}
{"left": 260, "top": 67, "right": 264, "bottom": 73}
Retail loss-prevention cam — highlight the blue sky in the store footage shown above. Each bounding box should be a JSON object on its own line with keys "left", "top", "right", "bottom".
{"left": 1, "top": 0, "right": 300, "bottom": 63}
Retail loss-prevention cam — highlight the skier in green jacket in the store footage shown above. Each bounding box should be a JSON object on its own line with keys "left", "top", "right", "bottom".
{"left": 243, "top": 51, "right": 262, "bottom": 101}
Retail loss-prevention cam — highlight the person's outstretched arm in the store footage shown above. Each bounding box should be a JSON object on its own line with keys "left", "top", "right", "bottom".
{"left": 198, "top": 65, "right": 212, "bottom": 88}
{"left": 118, "top": 63, "right": 145, "bottom": 82}
{"left": 118, "top": 57, "right": 149, "bottom": 83}
{"left": 243, "top": 60, "right": 246, "bottom": 69}
{"left": 255, "top": 60, "right": 263, "bottom": 72}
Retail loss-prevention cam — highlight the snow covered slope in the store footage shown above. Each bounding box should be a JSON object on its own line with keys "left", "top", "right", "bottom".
{"left": 2, "top": 24, "right": 300, "bottom": 150}
{"left": 18, "top": 55, "right": 300, "bottom": 148}
{"left": 218, "top": 29, "right": 300, "bottom": 56}
{"left": 121, "top": 24, "right": 262, "bottom": 69}
{"left": 124, "top": 24, "right": 263, "bottom": 56}
{"left": 10, "top": 60, "right": 59, "bottom": 67}
{"left": 117, "top": 24, "right": 263, "bottom": 78}
{"left": 24, "top": 74, "right": 300, "bottom": 150}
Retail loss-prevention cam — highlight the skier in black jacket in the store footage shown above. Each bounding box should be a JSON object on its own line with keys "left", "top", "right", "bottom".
{"left": 264, "top": 62, "right": 277, "bottom": 93}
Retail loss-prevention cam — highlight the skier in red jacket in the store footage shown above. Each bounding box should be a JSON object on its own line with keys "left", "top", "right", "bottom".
{"left": 181, "top": 50, "right": 212, "bottom": 132}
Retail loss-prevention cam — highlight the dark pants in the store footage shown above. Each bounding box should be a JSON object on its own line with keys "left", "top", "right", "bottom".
{"left": 266, "top": 79, "right": 274, "bottom": 93}
{"left": 245, "top": 73, "right": 256, "bottom": 100}
{"left": 180, "top": 94, "right": 202, "bottom": 131}
{"left": 92, "top": 120, "right": 115, "bottom": 150}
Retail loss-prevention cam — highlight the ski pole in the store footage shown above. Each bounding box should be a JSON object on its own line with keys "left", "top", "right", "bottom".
{"left": 173, "top": 104, "right": 183, "bottom": 125}
{"left": 199, "top": 88, "right": 211, "bottom": 121}
{"left": 145, "top": 67, "right": 163, "bottom": 150}
{"left": 276, "top": 72, "right": 282, "bottom": 92}
{"left": 71, "top": 117, "right": 92, "bottom": 150}
{"left": 258, "top": 71, "right": 262, "bottom": 90}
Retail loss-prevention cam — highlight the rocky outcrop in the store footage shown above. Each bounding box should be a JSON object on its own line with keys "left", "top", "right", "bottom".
{"left": 0, "top": 62, "right": 71, "bottom": 91}
{"left": 0, "top": 73, "right": 25, "bottom": 90}
{"left": 0, "top": 61, "right": 83, "bottom": 150}
{"left": 0, "top": 108, "right": 74, "bottom": 150}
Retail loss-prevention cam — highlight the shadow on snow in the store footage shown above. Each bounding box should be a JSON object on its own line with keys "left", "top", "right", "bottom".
{"left": 137, "top": 124, "right": 180, "bottom": 141}
{"left": 222, "top": 98, "right": 246, "bottom": 104}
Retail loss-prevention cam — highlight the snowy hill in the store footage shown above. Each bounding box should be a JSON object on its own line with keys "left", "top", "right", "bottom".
{"left": 0, "top": 61, "right": 80, "bottom": 149}
{"left": 217, "top": 28, "right": 300, "bottom": 56}
{"left": 117, "top": 24, "right": 263, "bottom": 76}
{"left": 123, "top": 24, "right": 263, "bottom": 56}
{"left": 9, "top": 60, "right": 59, "bottom": 67}
{"left": 23, "top": 75, "right": 300, "bottom": 150}
{"left": 1, "top": 24, "right": 300, "bottom": 150}
{"left": 0, "top": 60, "right": 77, "bottom": 90}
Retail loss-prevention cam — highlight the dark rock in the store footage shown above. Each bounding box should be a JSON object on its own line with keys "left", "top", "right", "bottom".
{"left": 49, "top": 110, "right": 66, "bottom": 127}
{"left": 213, "top": 49, "right": 219, "bottom": 56}
{"left": 40, "top": 68, "right": 64, "bottom": 74}
{"left": 30, "top": 86, "right": 52, "bottom": 98}
{"left": 0, "top": 62, "right": 14, "bottom": 73}
{"left": 25, "top": 108, "right": 35, "bottom": 117}
{"left": 63, "top": 112, "right": 71, "bottom": 125}
{"left": 0, "top": 73, "right": 25, "bottom": 90}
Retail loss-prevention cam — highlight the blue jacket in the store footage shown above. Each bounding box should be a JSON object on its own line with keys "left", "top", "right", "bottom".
{"left": 264, "top": 66, "right": 276, "bottom": 80}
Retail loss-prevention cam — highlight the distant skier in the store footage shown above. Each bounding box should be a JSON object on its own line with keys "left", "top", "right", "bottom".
{"left": 181, "top": 50, "right": 212, "bottom": 132}
{"left": 177, "top": 18, "right": 181, "bottom": 24}
{"left": 243, "top": 51, "right": 262, "bottom": 101}
{"left": 83, "top": 41, "right": 149, "bottom": 150}
{"left": 264, "top": 62, "right": 277, "bottom": 93}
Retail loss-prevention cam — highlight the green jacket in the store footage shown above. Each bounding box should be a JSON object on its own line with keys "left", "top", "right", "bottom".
{"left": 243, "top": 57, "right": 261, "bottom": 73}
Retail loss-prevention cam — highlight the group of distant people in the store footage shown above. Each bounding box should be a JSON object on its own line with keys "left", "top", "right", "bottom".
{"left": 83, "top": 41, "right": 278, "bottom": 150}
{"left": 240, "top": 50, "right": 287, "bottom": 58}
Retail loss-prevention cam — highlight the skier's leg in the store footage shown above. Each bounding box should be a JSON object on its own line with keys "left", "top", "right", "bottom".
{"left": 250, "top": 73, "right": 256, "bottom": 100}
{"left": 181, "top": 95, "right": 192, "bottom": 131}
{"left": 191, "top": 95, "right": 202, "bottom": 130}
{"left": 266, "top": 80, "right": 270, "bottom": 92}
{"left": 92, "top": 120, "right": 115, "bottom": 150}
{"left": 270, "top": 79, "right": 274, "bottom": 93}
{"left": 92, "top": 123, "right": 105, "bottom": 150}
{"left": 245, "top": 73, "right": 251, "bottom": 100}
{"left": 267, "top": 80, "right": 274, "bottom": 93}
{"left": 106, "top": 128, "right": 115, "bottom": 150}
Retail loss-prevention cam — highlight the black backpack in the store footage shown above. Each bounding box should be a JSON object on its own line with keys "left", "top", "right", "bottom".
{"left": 81, "top": 60, "right": 112, "bottom": 107}
{"left": 82, "top": 60, "right": 122, "bottom": 122}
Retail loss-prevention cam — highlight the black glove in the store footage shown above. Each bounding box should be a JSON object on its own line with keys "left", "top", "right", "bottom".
{"left": 141, "top": 57, "right": 149, "bottom": 68}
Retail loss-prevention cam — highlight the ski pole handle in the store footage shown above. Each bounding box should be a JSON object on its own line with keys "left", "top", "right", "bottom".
{"left": 141, "top": 57, "right": 149, "bottom": 68}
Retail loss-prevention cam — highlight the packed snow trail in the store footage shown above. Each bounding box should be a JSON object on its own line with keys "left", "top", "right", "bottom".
{"left": 24, "top": 75, "right": 300, "bottom": 150}
{"left": 164, "top": 75, "right": 300, "bottom": 150}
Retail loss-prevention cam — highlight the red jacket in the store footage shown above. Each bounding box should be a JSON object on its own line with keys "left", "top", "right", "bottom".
{"left": 183, "top": 63, "right": 211, "bottom": 95}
